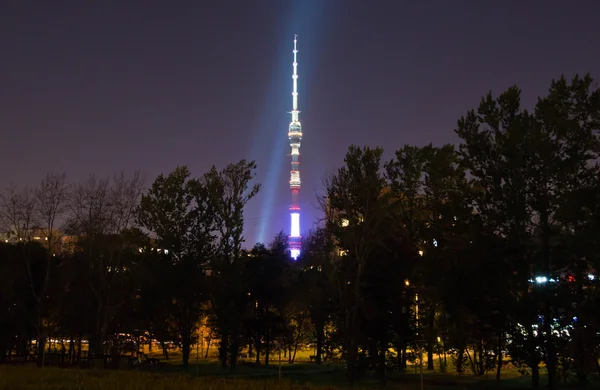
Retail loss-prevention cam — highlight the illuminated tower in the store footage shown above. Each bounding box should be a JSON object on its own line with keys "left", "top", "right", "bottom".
{"left": 288, "top": 35, "right": 302, "bottom": 259}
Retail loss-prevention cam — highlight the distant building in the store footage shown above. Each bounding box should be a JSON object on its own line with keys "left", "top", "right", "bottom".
{"left": 0, "top": 227, "right": 76, "bottom": 254}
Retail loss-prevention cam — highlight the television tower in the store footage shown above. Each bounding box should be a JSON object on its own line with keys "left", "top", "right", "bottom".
{"left": 288, "top": 35, "right": 302, "bottom": 259}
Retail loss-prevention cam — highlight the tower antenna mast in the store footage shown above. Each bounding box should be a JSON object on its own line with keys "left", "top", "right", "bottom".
{"left": 288, "top": 34, "right": 303, "bottom": 259}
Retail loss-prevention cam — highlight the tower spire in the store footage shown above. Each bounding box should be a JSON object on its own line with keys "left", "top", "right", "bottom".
{"left": 288, "top": 34, "right": 303, "bottom": 259}
{"left": 292, "top": 34, "right": 299, "bottom": 121}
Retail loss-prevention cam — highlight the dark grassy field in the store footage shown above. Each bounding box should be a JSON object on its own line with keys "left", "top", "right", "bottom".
{"left": 0, "top": 366, "right": 328, "bottom": 390}
{"left": 0, "top": 364, "right": 565, "bottom": 390}
{"left": 3, "top": 350, "right": 599, "bottom": 390}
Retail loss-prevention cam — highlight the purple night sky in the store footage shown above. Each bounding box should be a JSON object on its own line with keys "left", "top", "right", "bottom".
{"left": 1, "top": 1, "right": 599, "bottom": 246}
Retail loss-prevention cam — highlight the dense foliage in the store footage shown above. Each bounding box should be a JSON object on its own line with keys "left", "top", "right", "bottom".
{"left": 0, "top": 75, "right": 599, "bottom": 389}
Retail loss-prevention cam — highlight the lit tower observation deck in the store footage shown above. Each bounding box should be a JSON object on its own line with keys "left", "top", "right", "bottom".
{"left": 288, "top": 35, "right": 302, "bottom": 259}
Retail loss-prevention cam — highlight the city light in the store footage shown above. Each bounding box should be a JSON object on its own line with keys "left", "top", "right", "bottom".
{"left": 535, "top": 276, "right": 548, "bottom": 283}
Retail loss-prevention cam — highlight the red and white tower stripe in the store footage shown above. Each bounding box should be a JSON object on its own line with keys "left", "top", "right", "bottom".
{"left": 288, "top": 35, "right": 302, "bottom": 259}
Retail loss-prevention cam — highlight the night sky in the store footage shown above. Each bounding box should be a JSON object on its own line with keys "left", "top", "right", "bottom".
{"left": 2, "top": 1, "right": 599, "bottom": 245}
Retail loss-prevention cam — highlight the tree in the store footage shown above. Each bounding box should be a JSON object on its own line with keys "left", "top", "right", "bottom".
{"left": 0, "top": 176, "right": 70, "bottom": 366}
{"left": 385, "top": 144, "right": 429, "bottom": 249}
{"left": 532, "top": 75, "right": 600, "bottom": 386}
{"left": 455, "top": 85, "right": 543, "bottom": 386}
{"left": 455, "top": 75, "right": 600, "bottom": 388}
{"left": 298, "top": 227, "right": 337, "bottom": 365}
{"left": 322, "top": 145, "right": 392, "bottom": 384}
{"left": 0, "top": 184, "right": 37, "bottom": 241}
{"left": 245, "top": 232, "right": 292, "bottom": 366}
{"left": 385, "top": 145, "right": 429, "bottom": 372}
{"left": 420, "top": 144, "right": 471, "bottom": 371}
{"left": 67, "top": 173, "right": 144, "bottom": 357}
{"left": 137, "top": 166, "right": 212, "bottom": 369}
{"left": 32, "top": 173, "right": 70, "bottom": 365}
{"left": 204, "top": 159, "right": 260, "bottom": 371}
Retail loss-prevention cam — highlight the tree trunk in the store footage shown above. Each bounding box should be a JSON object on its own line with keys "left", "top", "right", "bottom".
{"left": 22, "top": 338, "right": 29, "bottom": 356}
{"left": 345, "top": 301, "right": 359, "bottom": 385}
{"left": 496, "top": 331, "right": 503, "bottom": 385}
{"left": 346, "top": 333, "right": 359, "bottom": 385}
{"left": 69, "top": 336, "right": 75, "bottom": 364}
{"left": 36, "top": 336, "right": 46, "bottom": 367}
{"left": 426, "top": 308, "right": 435, "bottom": 370}
{"left": 229, "top": 336, "right": 239, "bottom": 372}
{"left": 456, "top": 345, "right": 465, "bottom": 374}
{"left": 477, "top": 341, "right": 485, "bottom": 376}
{"left": 182, "top": 327, "right": 191, "bottom": 370}
{"left": 573, "top": 282, "right": 590, "bottom": 387}
{"left": 543, "top": 310, "right": 557, "bottom": 390}
{"left": 264, "top": 306, "right": 270, "bottom": 366}
{"left": 377, "top": 338, "right": 387, "bottom": 384}
{"left": 160, "top": 341, "right": 169, "bottom": 360}
{"left": 531, "top": 361, "right": 540, "bottom": 389}
{"left": 315, "top": 319, "right": 324, "bottom": 365}
{"left": 292, "top": 338, "right": 299, "bottom": 364}
{"left": 541, "top": 213, "right": 556, "bottom": 390}
{"left": 369, "top": 341, "right": 378, "bottom": 370}
{"left": 427, "top": 345, "right": 434, "bottom": 370}
{"left": 265, "top": 334, "right": 270, "bottom": 367}
{"left": 90, "top": 332, "right": 104, "bottom": 357}
{"left": 219, "top": 331, "right": 228, "bottom": 369}
{"left": 254, "top": 336, "right": 260, "bottom": 364}
{"left": 76, "top": 334, "right": 82, "bottom": 364}
{"left": 204, "top": 339, "right": 210, "bottom": 360}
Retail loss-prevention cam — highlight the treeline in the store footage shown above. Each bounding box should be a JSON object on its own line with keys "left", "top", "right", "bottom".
{"left": 321, "top": 74, "right": 600, "bottom": 388}
{"left": 0, "top": 74, "right": 599, "bottom": 389}
{"left": 0, "top": 162, "right": 263, "bottom": 371}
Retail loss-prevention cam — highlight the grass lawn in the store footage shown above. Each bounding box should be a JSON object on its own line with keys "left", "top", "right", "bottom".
{"left": 4, "top": 347, "right": 599, "bottom": 389}
{"left": 0, "top": 366, "right": 340, "bottom": 390}
{"left": 4, "top": 364, "right": 599, "bottom": 390}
